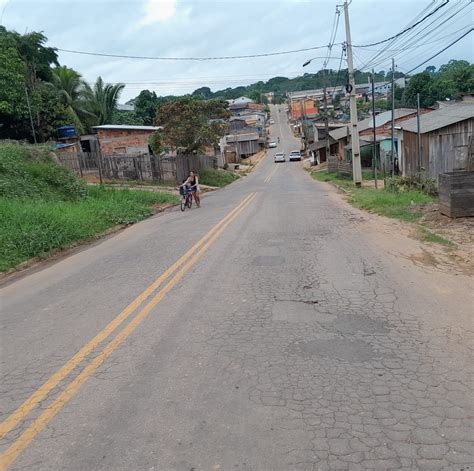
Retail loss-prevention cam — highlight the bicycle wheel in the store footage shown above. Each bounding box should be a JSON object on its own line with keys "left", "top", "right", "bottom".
{"left": 187, "top": 196, "right": 193, "bottom": 208}
{"left": 180, "top": 199, "right": 186, "bottom": 211}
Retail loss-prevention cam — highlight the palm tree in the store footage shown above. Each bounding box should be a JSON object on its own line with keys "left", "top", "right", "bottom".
{"left": 84, "top": 77, "right": 125, "bottom": 126}
{"left": 51, "top": 66, "right": 89, "bottom": 133}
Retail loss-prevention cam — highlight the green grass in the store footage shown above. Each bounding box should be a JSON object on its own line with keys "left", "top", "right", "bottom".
{"left": 311, "top": 169, "right": 435, "bottom": 222}
{"left": 349, "top": 188, "right": 434, "bottom": 221}
{"left": 0, "top": 142, "right": 179, "bottom": 272}
{"left": 419, "top": 226, "right": 455, "bottom": 247}
{"left": 199, "top": 169, "right": 240, "bottom": 187}
{"left": 0, "top": 187, "right": 178, "bottom": 272}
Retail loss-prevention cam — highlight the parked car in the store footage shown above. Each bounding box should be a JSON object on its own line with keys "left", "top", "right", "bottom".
{"left": 289, "top": 150, "right": 302, "bottom": 161}
{"left": 268, "top": 141, "right": 277, "bottom": 148}
{"left": 274, "top": 152, "right": 286, "bottom": 163}
{"left": 269, "top": 119, "right": 275, "bottom": 124}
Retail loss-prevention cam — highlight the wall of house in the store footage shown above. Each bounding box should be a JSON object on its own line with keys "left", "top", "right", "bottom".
{"left": 97, "top": 129, "right": 153, "bottom": 155}
{"left": 402, "top": 119, "right": 473, "bottom": 180}
{"left": 291, "top": 99, "right": 318, "bottom": 119}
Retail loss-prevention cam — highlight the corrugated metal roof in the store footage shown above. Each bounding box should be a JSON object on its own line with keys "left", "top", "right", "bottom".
{"left": 226, "top": 132, "right": 259, "bottom": 142}
{"left": 93, "top": 125, "right": 161, "bottom": 131}
{"left": 401, "top": 103, "right": 474, "bottom": 134}
{"left": 329, "top": 108, "right": 417, "bottom": 141}
{"left": 116, "top": 103, "right": 135, "bottom": 112}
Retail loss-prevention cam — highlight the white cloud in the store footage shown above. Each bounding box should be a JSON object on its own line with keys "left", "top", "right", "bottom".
{"left": 139, "top": 0, "right": 177, "bottom": 27}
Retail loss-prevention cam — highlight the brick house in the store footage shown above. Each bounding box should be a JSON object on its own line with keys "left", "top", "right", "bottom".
{"left": 92, "top": 125, "right": 161, "bottom": 155}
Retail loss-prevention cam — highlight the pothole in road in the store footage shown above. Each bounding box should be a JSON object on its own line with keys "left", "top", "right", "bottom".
{"left": 288, "top": 338, "right": 380, "bottom": 362}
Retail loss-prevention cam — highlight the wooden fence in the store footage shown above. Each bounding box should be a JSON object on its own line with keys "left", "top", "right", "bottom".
{"left": 327, "top": 155, "right": 353, "bottom": 177}
{"left": 56, "top": 152, "right": 217, "bottom": 184}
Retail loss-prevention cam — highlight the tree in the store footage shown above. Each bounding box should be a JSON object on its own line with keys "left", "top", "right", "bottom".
{"left": 133, "top": 90, "right": 159, "bottom": 125}
{"left": 437, "top": 59, "right": 474, "bottom": 94}
{"left": 154, "top": 97, "right": 230, "bottom": 153}
{"left": 84, "top": 77, "right": 125, "bottom": 126}
{"left": 110, "top": 110, "right": 144, "bottom": 126}
{"left": 191, "top": 87, "right": 213, "bottom": 99}
{"left": 402, "top": 72, "right": 435, "bottom": 107}
{"left": 50, "top": 66, "right": 89, "bottom": 133}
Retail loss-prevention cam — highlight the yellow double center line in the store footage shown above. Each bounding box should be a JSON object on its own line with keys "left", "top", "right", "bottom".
{"left": 0, "top": 192, "right": 257, "bottom": 470}
{"left": 264, "top": 165, "right": 279, "bottom": 184}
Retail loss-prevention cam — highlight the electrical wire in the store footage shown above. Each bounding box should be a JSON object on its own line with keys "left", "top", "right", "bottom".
{"left": 57, "top": 44, "right": 334, "bottom": 61}
{"left": 352, "top": 0, "right": 450, "bottom": 47}
{"left": 361, "top": 0, "right": 472, "bottom": 71}
{"left": 404, "top": 27, "right": 473, "bottom": 74}
{"left": 359, "top": 0, "right": 470, "bottom": 71}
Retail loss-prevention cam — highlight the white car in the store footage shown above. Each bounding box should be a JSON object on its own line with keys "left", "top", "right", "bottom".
{"left": 289, "top": 150, "right": 302, "bottom": 161}
{"left": 268, "top": 141, "right": 277, "bottom": 148}
{"left": 269, "top": 119, "right": 275, "bottom": 124}
{"left": 274, "top": 152, "right": 285, "bottom": 163}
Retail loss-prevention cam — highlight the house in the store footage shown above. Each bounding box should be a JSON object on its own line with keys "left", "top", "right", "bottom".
{"left": 225, "top": 132, "right": 261, "bottom": 159}
{"left": 397, "top": 101, "right": 474, "bottom": 180}
{"left": 92, "top": 125, "right": 161, "bottom": 155}
{"left": 329, "top": 108, "right": 422, "bottom": 166}
{"left": 290, "top": 98, "right": 318, "bottom": 119}
{"left": 116, "top": 103, "right": 135, "bottom": 112}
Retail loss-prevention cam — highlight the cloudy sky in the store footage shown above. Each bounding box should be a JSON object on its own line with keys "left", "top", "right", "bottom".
{"left": 1, "top": 0, "right": 473, "bottom": 101}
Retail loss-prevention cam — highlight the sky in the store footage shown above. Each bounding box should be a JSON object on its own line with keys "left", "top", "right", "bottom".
{"left": 1, "top": 0, "right": 473, "bottom": 101}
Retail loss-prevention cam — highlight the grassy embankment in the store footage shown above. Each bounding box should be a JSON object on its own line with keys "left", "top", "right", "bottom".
{"left": 199, "top": 168, "right": 240, "bottom": 187}
{"left": 0, "top": 143, "right": 179, "bottom": 272}
{"left": 311, "top": 169, "right": 453, "bottom": 247}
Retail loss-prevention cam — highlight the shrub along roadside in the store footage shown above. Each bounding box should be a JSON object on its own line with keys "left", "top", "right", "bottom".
{"left": 0, "top": 187, "right": 179, "bottom": 272}
{"left": 199, "top": 169, "right": 239, "bottom": 187}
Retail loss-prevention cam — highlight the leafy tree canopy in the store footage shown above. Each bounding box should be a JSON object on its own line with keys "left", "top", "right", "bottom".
{"left": 154, "top": 97, "right": 230, "bottom": 153}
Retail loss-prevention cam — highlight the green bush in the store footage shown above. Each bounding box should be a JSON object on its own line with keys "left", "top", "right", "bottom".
{"left": 0, "top": 143, "right": 86, "bottom": 200}
{"left": 199, "top": 168, "right": 239, "bottom": 187}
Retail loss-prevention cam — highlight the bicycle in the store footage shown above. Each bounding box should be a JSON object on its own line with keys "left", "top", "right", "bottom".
{"left": 179, "top": 184, "right": 196, "bottom": 211}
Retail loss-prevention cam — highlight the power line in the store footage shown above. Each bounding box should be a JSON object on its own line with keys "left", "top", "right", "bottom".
{"left": 404, "top": 27, "right": 473, "bottom": 74}
{"left": 352, "top": 0, "right": 450, "bottom": 47}
{"left": 57, "top": 44, "right": 334, "bottom": 61}
{"left": 360, "top": 0, "right": 471, "bottom": 71}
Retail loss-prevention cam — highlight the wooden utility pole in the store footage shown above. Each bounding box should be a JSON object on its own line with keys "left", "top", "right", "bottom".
{"left": 343, "top": 0, "right": 362, "bottom": 185}
{"left": 416, "top": 93, "right": 422, "bottom": 176}
{"left": 390, "top": 58, "right": 395, "bottom": 177}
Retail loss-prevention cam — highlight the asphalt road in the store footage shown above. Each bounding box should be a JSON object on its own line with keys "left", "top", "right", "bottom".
{"left": 1, "top": 105, "right": 473, "bottom": 470}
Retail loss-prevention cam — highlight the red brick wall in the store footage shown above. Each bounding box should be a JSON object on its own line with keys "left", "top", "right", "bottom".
{"left": 97, "top": 129, "right": 153, "bottom": 155}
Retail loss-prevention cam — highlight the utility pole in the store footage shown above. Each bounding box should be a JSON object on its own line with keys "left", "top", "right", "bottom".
{"left": 24, "top": 85, "right": 37, "bottom": 144}
{"left": 416, "top": 93, "right": 421, "bottom": 177}
{"left": 371, "top": 71, "right": 378, "bottom": 189}
{"left": 390, "top": 58, "right": 395, "bottom": 177}
{"left": 343, "top": 0, "right": 362, "bottom": 185}
{"left": 323, "top": 69, "right": 330, "bottom": 163}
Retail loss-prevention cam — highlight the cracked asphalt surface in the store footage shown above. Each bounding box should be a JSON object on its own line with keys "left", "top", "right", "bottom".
{"left": 1, "top": 105, "right": 473, "bottom": 470}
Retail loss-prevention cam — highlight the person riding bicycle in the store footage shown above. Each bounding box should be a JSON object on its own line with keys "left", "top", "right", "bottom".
{"left": 184, "top": 171, "right": 201, "bottom": 208}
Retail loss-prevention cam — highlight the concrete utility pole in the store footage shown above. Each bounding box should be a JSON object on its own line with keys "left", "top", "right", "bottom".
{"left": 343, "top": 0, "right": 362, "bottom": 185}
{"left": 323, "top": 69, "right": 330, "bottom": 162}
{"left": 371, "top": 71, "right": 378, "bottom": 189}
{"left": 390, "top": 58, "right": 395, "bottom": 177}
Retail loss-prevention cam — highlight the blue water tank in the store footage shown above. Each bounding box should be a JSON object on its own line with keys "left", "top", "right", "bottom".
{"left": 58, "top": 125, "right": 77, "bottom": 139}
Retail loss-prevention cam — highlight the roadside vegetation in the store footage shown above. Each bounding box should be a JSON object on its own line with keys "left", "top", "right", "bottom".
{"left": 0, "top": 143, "right": 178, "bottom": 272}
{"left": 309, "top": 169, "right": 456, "bottom": 247}
{"left": 199, "top": 169, "right": 240, "bottom": 187}
{"left": 311, "top": 169, "right": 434, "bottom": 221}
